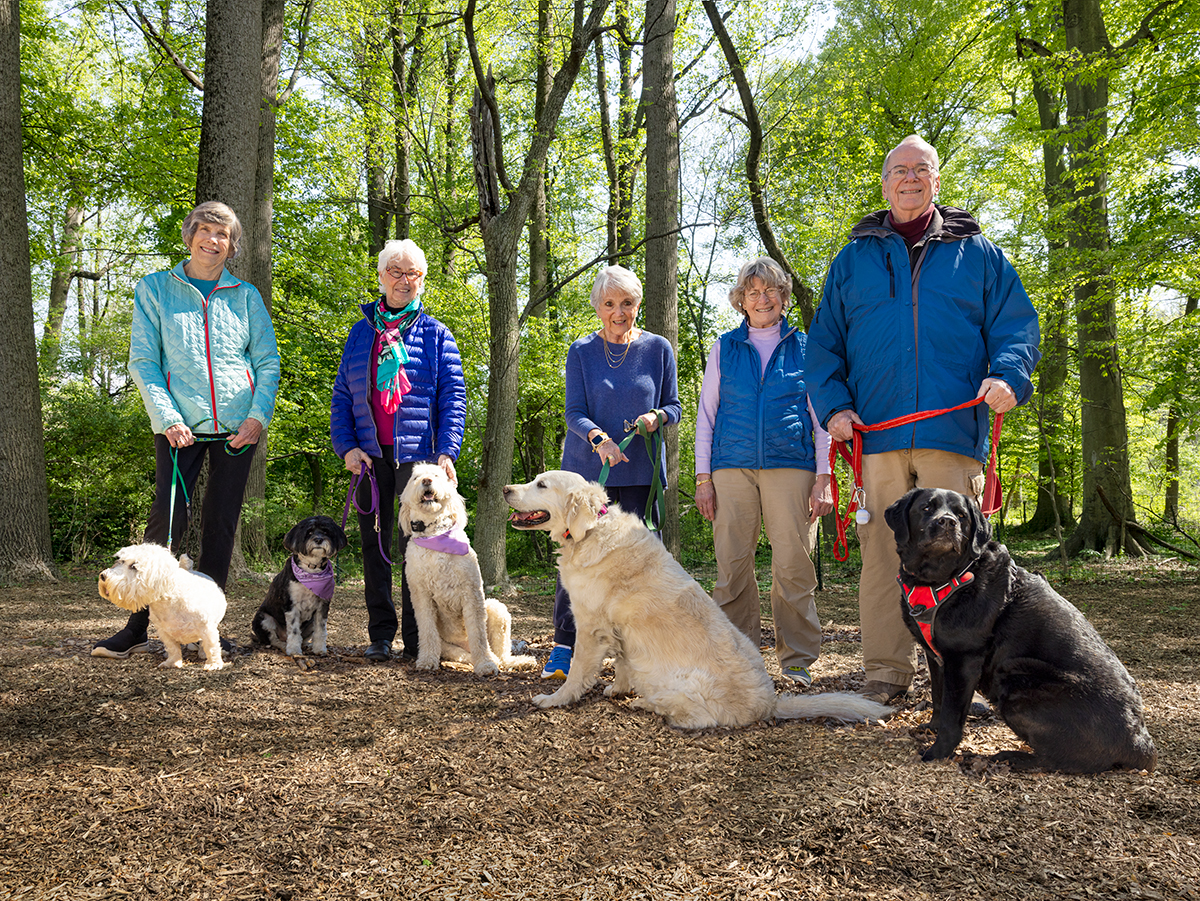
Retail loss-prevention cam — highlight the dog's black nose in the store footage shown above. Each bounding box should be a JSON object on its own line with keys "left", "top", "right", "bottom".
{"left": 411, "top": 521, "right": 425, "bottom": 532}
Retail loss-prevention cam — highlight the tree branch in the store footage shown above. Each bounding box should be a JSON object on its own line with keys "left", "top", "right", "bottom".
{"left": 464, "top": 0, "right": 513, "bottom": 194}
{"left": 277, "top": 0, "right": 316, "bottom": 105}
{"left": 119, "top": 2, "right": 203, "bottom": 91}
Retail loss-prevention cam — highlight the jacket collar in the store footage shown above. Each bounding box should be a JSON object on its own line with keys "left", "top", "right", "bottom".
{"left": 849, "top": 204, "right": 982, "bottom": 244}
{"left": 731, "top": 314, "right": 798, "bottom": 344}
{"left": 170, "top": 259, "right": 242, "bottom": 290}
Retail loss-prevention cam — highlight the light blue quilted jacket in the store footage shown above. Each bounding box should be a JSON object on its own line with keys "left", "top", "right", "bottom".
{"left": 128, "top": 261, "right": 280, "bottom": 434}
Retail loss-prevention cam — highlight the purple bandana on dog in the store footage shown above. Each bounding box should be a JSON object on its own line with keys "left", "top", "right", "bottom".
{"left": 291, "top": 558, "right": 335, "bottom": 601}
{"left": 410, "top": 526, "right": 471, "bottom": 556}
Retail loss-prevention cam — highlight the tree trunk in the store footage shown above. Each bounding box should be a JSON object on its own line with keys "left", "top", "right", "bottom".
{"left": 642, "top": 0, "right": 681, "bottom": 559}
{"left": 1061, "top": 0, "right": 1141, "bottom": 557}
{"left": 0, "top": 0, "right": 55, "bottom": 580}
{"left": 39, "top": 198, "right": 84, "bottom": 376}
{"left": 441, "top": 28, "right": 462, "bottom": 277}
{"left": 392, "top": 5, "right": 424, "bottom": 241}
{"left": 615, "top": 0, "right": 636, "bottom": 260}
{"left": 466, "top": 0, "right": 610, "bottom": 586}
{"left": 1163, "top": 294, "right": 1197, "bottom": 523}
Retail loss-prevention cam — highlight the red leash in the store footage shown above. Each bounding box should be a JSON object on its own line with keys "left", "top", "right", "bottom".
{"left": 828, "top": 396, "right": 1004, "bottom": 561}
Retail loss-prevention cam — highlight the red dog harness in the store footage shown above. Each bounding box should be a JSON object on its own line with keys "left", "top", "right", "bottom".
{"left": 897, "top": 569, "right": 975, "bottom": 661}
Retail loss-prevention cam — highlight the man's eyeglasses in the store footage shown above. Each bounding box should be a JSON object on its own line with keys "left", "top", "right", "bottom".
{"left": 386, "top": 267, "right": 423, "bottom": 281}
{"left": 885, "top": 164, "right": 936, "bottom": 180}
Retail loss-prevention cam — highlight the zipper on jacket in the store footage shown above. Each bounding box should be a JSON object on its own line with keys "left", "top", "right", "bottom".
{"left": 886, "top": 253, "right": 895, "bottom": 298}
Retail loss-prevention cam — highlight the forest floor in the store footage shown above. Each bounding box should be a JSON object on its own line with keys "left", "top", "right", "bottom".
{"left": 1, "top": 552, "right": 1198, "bottom": 900}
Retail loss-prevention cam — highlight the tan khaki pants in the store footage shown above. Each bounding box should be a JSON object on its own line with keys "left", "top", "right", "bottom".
{"left": 857, "top": 449, "right": 984, "bottom": 685}
{"left": 712, "top": 468, "right": 822, "bottom": 670}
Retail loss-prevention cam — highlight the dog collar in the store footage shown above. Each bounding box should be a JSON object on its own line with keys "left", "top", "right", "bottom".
{"left": 896, "top": 567, "right": 975, "bottom": 661}
{"left": 563, "top": 505, "right": 607, "bottom": 541}
{"left": 410, "top": 525, "right": 471, "bottom": 555}
{"left": 291, "top": 558, "right": 335, "bottom": 601}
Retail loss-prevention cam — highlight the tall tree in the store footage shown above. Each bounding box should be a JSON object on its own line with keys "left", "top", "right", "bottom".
{"left": 642, "top": 0, "right": 681, "bottom": 556}
{"left": 467, "top": 0, "right": 610, "bottom": 586}
{"left": 0, "top": 0, "right": 54, "bottom": 579}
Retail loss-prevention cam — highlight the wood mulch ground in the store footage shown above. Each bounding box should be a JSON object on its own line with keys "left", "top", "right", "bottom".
{"left": 1, "top": 556, "right": 1197, "bottom": 900}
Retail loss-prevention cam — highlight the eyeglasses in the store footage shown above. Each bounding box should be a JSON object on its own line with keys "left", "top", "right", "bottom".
{"left": 386, "top": 266, "right": 423, "bottom": 281}
{"left": 745, "top": 287, "right": 779, "bottom": 303}
{"left": 885, "top": 164, "right": 936, "bottom": 180}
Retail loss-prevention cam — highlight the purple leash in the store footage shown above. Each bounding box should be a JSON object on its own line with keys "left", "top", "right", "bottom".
{"left": 342, "top": 463, "right": 394, "bottom": 565}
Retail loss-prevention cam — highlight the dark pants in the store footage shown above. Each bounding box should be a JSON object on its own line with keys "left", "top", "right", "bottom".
{"left": 357, "top": 448, "right": 418, "bottom": 654}
{"left": 123, "top": 434, "right": 257, "bottom": 636}
{"left": 552, "top": 483, "right": 659, "bottom": 647}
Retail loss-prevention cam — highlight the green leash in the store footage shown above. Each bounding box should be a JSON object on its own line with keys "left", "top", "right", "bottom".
{"left": 597, "top": 419, "right": 665, "bottom": 532}
{"left": 164, "top": 432, "right": 251, "bottom": 549}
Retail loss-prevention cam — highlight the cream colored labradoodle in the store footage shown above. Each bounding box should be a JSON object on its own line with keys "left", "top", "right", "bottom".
{"left": 97, "top": 543, "right": 228, "bottom": 670}
{"left": 399, "top": 464, "right": 535, "bottom": 675}
{"left": 504, "top": 471, "right": 890, "bottom": 729}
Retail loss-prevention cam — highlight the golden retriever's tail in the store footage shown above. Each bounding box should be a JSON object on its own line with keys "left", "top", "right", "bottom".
{"left": 774, "top": 692, "right": 891, "bottom": 723}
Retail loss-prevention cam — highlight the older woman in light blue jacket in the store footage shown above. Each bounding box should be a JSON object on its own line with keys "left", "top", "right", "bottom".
{"left": 92, "top": 201, "right": 280, "bottom": 660}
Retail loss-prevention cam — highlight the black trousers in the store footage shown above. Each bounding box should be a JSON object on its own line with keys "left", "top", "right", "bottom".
{"left": 552, "top": 483, "right": 659, "bottom": 647}
{"left": 123, "top": 434, "right": 257, "bottom": 636}
{"left": 356, "top": 448, "right": 418, "bottom": 654}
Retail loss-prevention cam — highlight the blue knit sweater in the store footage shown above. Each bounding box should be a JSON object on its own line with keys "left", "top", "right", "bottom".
{"left": 561, "top": 331, "right": 681, "bottom": 487}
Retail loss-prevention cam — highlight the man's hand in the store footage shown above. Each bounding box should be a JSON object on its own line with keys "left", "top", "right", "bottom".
{"left": 827, "top": 409, "right": 864, "bottom": 443}
{"left": 977, "top": 378, "right": 1017, "bottom": 414}
{"left": 696, "top": 476, "right": 716, "bottom": 522}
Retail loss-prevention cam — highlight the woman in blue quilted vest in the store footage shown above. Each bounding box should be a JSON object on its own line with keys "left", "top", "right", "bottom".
{"left": 330, "top": 239, "right": 466, "bottom": 663}
{"left": 694, "top": 257, "right": 833, "bottom": 688}
{"left": 92, "top": 201, "right": 280, "bottom": 660}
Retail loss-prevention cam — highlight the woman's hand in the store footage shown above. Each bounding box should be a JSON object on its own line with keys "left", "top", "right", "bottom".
{"left": 437, "top": 454, "right": 458, "bottom": 485}
{"left": 597, "top": 438, "right": 628, "bottom": 467}
{"left": 696, "top": 476, "right": 716, "bottom": 522}
{"left": 163, "top": 423, "right": 195, "bottom": 449}
{"left": 809, "top": 473, "right": 833, "bottom": 523}
{"left": 635, "top": 410, "right": 665, "bottom": 433}
{"left": 228, "top": 417, "right": 263, "bottom": 449}
{"left": 344, "top": 447, "right": 372, "bottom": 474}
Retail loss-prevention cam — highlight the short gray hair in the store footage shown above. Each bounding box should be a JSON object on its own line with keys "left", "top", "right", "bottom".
{"left": 181, "top": 201, "right": 242, "bottom": 259}
{"left": 729, "top": 257, "right": 792, "bottom": 316}
{"left": 590, "top": 265, "right": 643, "bottom": 310}
{"left": 882, "top": 134, "right": 941, "bottom": 178}
{"left": 377, "top": 239, "right": 429, "bottom": 293}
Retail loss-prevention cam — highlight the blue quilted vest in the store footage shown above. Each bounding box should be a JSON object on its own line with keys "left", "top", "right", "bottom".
{"left": 710, "top": 317, "right": 817, "bottom": 472}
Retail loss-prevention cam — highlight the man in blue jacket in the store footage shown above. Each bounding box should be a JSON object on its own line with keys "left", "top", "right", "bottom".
{"left": 807, "top": 135, "right": 1041, "bottom": 705}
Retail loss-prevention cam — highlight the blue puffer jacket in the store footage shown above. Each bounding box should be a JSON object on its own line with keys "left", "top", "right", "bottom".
{"left": 710, "top": 317, "right": 816, "bottom": 472}
{"left": 807, "top": 206, "right": 1041, "bottom": 462}
{"left": 330, "top": 302, "right": 466, "bottom": 463}
{"left": 128, "top": 262, "right": 280, "bottom": 434}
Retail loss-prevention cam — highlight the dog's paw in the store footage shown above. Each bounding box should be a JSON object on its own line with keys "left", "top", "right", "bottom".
{"left": 414, "top": 656, "right": 440, "bottom": 671}
{"left": 920, "top": 744, "right": 956, "bottom": 762}
{"left": 310, "top": 645, "right": 328, "bottom": 656}
{"left": 159, "top": 659, "right": 185, "bottom": 669}
{"left": 604, "top": 683, "right": 631, "bottom": 698}
{"left": 533, "top": 690, "right": 578, "bottom": 709}
{"left": 473, "top": 660, "right": 500, "bottom": 677}
{"left": 202, "top": 660, "right": 225, "bottom": 671}
{"left": 285, "top": 644, "right": 303, "bottom": 657}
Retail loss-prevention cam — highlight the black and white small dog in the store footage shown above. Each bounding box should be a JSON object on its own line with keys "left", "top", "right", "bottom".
{"left": 252, "top": 515, "right": 349, "bottom": 657}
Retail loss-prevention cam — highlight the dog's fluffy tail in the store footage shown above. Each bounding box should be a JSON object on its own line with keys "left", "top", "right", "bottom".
{"left": 774, "top": 692, "right": 891, "bottom": 723}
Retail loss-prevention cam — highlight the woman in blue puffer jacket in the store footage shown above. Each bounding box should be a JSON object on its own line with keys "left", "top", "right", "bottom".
{"left": 330, "top": 239, "right": 466, "bottom": 663}
{"left": 92, "top": 200, "right": 280, "bottom": 660}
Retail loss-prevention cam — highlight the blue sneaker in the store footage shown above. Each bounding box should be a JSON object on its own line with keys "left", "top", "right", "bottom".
{"left": 783, "top": 665, "right": 813, "bottom": 688}
{"left": 541, "top": 645, "right": 572, "bottom": 680}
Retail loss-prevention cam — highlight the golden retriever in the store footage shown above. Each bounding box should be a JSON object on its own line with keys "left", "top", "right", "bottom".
{"left": 399, "top": 464, "right": 535, "bottom": 675}
{"left": 503, "top": 471, "right": 889, "bottom": 728}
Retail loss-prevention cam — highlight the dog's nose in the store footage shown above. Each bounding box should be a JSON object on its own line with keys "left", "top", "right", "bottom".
{"left": 422, "top": 478, "right": 433, "bottom": 487}
{"left": 502, "top": 486, "right": 512, "bottom": 496}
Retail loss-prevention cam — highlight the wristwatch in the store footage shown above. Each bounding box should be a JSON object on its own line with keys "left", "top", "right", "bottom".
{"left": 590, "top": 432, "right": 609, "bottom": 450}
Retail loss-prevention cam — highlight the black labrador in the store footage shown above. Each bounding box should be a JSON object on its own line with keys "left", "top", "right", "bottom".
{"left": 884, "top": 487, "right": 1156, "bottom": 773}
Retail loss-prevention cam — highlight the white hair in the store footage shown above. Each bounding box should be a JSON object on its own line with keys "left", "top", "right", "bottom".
{"left": 590, "top": 265, "right": 643, "bottom": 311}
{"left": 377, "top": 239, "right": 429, "bottom": 293}
{"left": 882, "top": 134, "right": 941, "bottom": 178}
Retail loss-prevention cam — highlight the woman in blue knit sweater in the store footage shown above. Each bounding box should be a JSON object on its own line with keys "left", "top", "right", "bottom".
{"left": 543, "top": 266, "right": 682, "bottom": 679}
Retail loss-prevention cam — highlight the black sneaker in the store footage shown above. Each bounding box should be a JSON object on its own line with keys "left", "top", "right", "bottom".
{"left": 91, "top": 628, "right": 150, "bottom": 659}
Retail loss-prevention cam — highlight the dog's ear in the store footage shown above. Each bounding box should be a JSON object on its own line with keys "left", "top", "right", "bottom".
{"left": 966, "top": 494, "right": 991, "bottom": 557}
{"left": 330, "top": 522, "right": 349, "bottom": 552}
{"left": 564, "top": 483, "right": 608, "bottom": 541}
{"left": 398, "top": 497, "right": 414, "bottom": 537}
{"left": 450, "top": 491, "right": 469, "bottom": 529}
{"left": 282, "top": 521, "right": 307, "bottom": 554}
{"left": 884, "top": 489, "right": 919, "bottom": 547}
